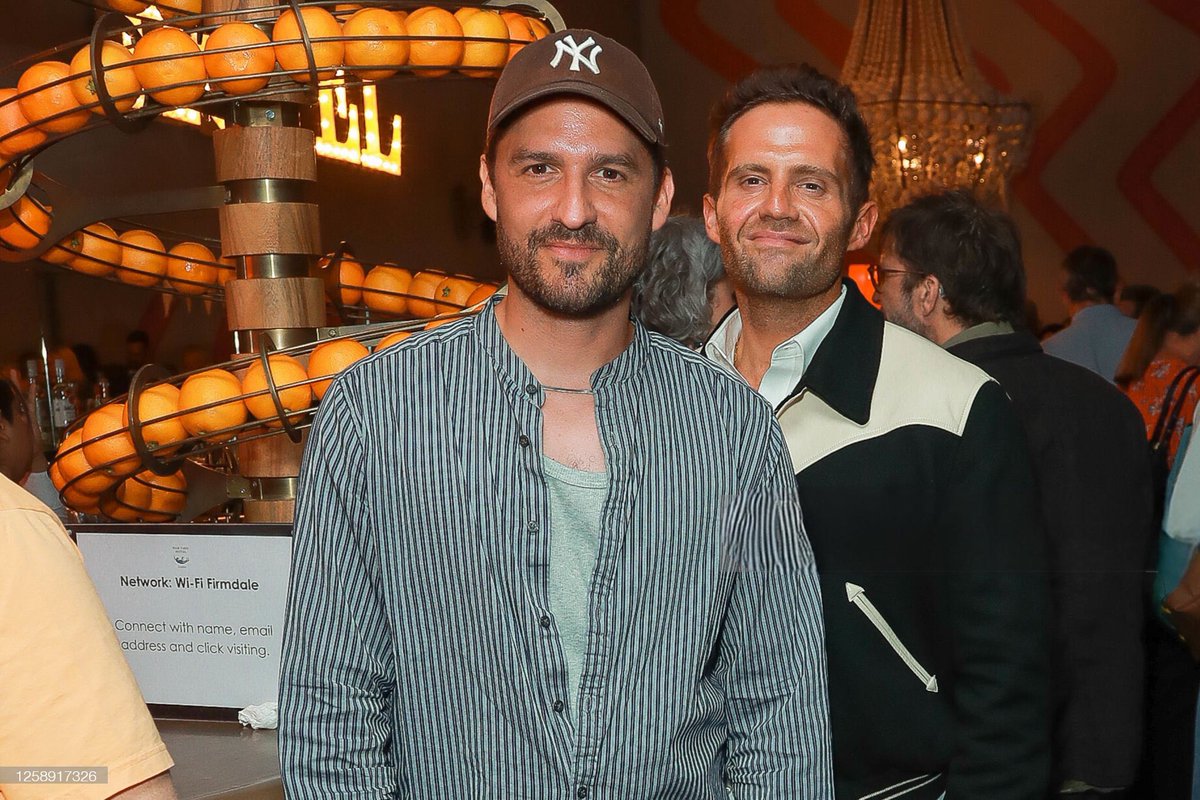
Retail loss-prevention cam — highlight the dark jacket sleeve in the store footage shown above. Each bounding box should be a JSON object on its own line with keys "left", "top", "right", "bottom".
{"left": 941, "top": 380, "right": 1052, "bottom": 797}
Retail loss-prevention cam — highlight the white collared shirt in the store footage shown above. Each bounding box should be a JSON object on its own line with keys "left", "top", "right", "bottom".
{"left": 704, "top": 285, "right": 847, "bottom": 409}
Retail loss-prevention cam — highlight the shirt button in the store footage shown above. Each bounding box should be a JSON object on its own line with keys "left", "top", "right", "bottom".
{"left": 553, "top": 699, "right": 564, "bottom": 713}
{"left": 527, "top": 520, "right": 539, "bottom": 533}
{"left": 518, "top": 434, "right": 530, "bottom": 447}
{"left": 525, "top": 383, "right": 537, "bottom": 395}
{"left": 577, "top": 788, "right": 588, "bottom": 799}
{"left": 539, "top": 615, "right": 551, "bottom": 629}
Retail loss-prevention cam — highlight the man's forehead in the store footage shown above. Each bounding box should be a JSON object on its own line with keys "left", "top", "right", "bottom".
{"left": 724, "top": 101, "right": 849, "bottom": 157}
{"left": 496, "top": 96, "right": 650, "bottom": 158}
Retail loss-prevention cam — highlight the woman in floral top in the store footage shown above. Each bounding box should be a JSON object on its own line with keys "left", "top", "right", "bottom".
{"left": 1116, "top": 281, "right": 1200, "bottom": 466}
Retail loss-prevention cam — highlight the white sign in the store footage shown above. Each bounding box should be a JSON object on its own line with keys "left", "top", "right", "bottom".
{"left": 75, "top": 529, "right": 292, "bottom": 709}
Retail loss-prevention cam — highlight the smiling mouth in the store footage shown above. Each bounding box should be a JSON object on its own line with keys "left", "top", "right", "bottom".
{"left": 543, "top": 242, "right": 604, "bottom": 258}
{"left": 748, "top": 231, "right": 811, "bottom": 246}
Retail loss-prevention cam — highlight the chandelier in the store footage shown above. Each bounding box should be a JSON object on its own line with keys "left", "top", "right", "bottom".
{"left": 841, "top": 0, "right": 1032, "bottom": 219}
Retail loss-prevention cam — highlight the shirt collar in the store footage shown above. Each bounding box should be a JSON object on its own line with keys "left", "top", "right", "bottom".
{"left": 941, "top": 321, "right": 1015, "bottom": 349}
{"left": 474, "top": 295, "right": 650, "bottom": 405}
{"left": 704, "top": 285, "right": 845, "bottom": 379}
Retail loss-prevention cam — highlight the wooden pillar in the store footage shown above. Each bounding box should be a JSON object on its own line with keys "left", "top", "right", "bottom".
{"left": 206, "top": 0, "right": 324, "bottom": 523}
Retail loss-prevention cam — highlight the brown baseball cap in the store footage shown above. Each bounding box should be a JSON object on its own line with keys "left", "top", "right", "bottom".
{"left": 487, "top": 29, "right": 666, "bottom": 146}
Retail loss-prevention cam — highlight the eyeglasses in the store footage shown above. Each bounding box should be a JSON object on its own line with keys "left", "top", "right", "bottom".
{"left": 867, "top": 264, "right": 923, "bottom": 289}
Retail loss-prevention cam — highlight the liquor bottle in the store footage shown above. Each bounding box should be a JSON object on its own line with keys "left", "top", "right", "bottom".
{"left": 24, "top": 359, "right": 52, "bottom": 444}
{"left": 50, "top": 358, "right": 78, "bottom": 441}
{"left": 89, "top": 375, "right": 111, "bottom": 412}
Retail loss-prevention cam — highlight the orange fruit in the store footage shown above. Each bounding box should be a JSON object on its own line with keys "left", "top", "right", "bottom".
{"left": 43, "top": 228, "right": 81, "bottom": 265}
{"left": 307, "top": 339, "right": 369, "bottom": 399}
{"left": 118, "top": 469, "right": 186, "bottom": 521}
{"left": 321, "top": 253, "right": 364, "bottom": 304}
{"left": 178, "top": 367, "right": 247, "bottom": 440}
{"left": 344, "top": 8, "right": 408, "bottom": 80}
{"left": 204, "top": 22, "right": 275, "bottom": 95}
{"left": 407, "top": 7, "right": 464, "bottom": 77}
{"left": 165, "top": 241, "right": 217, "bottom": 294}
{"left": 500, "top": 12, "right": 536, "bottom": 62}
{"left": 132, "top": 27, "right": 206, "bottom": 107}
{"left": 0, "top": 195, "right": 51, "bottom": 250}
{"left": 362, "top": 265, "right": 413, "bottom": 315}
{"left": 242, "top": 354, "right": 312, "bottom": 425}
{"left": 81, "top": 402, "right": 140, "bottom": 477}
{"left": 158, "top": 0, "right": 203, "bottom": 26}
{"left": 433, "top": 276, "right": 476, "bottom": 314}
{"left": 124, "top": 382, "right": 187, "bottom": 453}
{"left": 116, "top": 228, "right": 166, "bottom": 286}
{"left": 424, "top": 316, "right": 457, "bottom": 330}
{"left": 273, "top": 7, "right": 344, "bottom": 83}
{"left": 49, "top": 461, "right": 66, "bottom": 495}
{"left": 63, "top": 485, "right": 102, "bottom": 515}
{"left": 69, "top": 41, "right": 141, "bottom": 114}
{"left": 407, "top": 269, "right": 446, "bottom": 318}
{"left": 528, "top": 17, "right": 551, "bottom": 39}
{"left": 55, "top": 429, "right": 119, "bottom": 495}
{"left": 375, "top": 330, "right": 412, "bottom": 350}
{"left": 108, "top": 0, "right": 150, "bottom": 13}
{"left": 0, "top": 88, "right": 48, "bottom": 159}
{"left": 465, "top": 282, "right": 499, "bottom": 306}
{"left": 459, "top": 9, "right": 508, "bottom": 77}
{"left": 68, "top": 222, "right": 120, "bottom": 276}
{"left": 17, "top": 61, "right": 91, "bottom": 134}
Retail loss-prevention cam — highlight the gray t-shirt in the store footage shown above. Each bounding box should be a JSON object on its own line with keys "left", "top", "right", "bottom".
{"left": 542, "top": 456, "right": 607, "bottom": 718}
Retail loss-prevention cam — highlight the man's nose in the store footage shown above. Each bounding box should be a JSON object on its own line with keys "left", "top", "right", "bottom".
{"left": 553, "top": 172, "right": 598, "bottom": 230}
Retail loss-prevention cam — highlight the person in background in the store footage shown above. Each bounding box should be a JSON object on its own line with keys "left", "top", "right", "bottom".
{"left": 0, "top": 377, "right": 178, "bottom": 800}
{"left": 115, "top": 330, "right": 152, "bottom": 394}
{"left": 2, "top": 369, "right": 63, "bottom": 517}
{"left": 1119, "top": 284, "right": 1163, "bottom": 319}
{"left": 631, "top": 215, "right": 735, "bottom": 348}
{"left": 702, "top": 63, "right": 1049, "bottom": 799}
{"left": 1117, "top": 282, "right": 1200, "bottom": 462}
{"left": 1043, "top": 245, "right": 1137, "bottom": 382}
{"left": 1115, "top": 282, "right": 1200, "bottom": 800}
{"left": 873, "top": 190, "right": 1153, "bottom": 800}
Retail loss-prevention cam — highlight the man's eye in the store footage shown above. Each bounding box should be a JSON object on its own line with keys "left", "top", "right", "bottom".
{"left": 741, "top": 176, "right": 765, "bottom": 187}
{"left": 597, "top": 168, "right": 624, "bottom": 181}
{"left": 801, "top": 181, "right": 824, "bottom": 192}
{"left": 525, "top": 164, "right": 551, "bottom": 175}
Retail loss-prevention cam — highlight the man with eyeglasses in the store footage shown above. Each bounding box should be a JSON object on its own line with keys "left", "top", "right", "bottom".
{"left": 702, "top": 64, "right": 1051, "bottom": 799}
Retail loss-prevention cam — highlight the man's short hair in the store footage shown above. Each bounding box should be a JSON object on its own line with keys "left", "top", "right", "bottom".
{"left": 632, "top": 216, "right": 725, "bottom": 347}
{"left": 882, "top": 190, "right": 1026, "bottom": 328}
{"left": 706, "top": 64, "right": 874, "bottom": 209}
{"left": 1062, "top": 245, "right": 1119, "bottom": 304}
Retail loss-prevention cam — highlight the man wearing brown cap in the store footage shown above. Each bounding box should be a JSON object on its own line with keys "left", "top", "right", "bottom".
{"left": 279, "top": 30, "right": 833, "bottom": 798}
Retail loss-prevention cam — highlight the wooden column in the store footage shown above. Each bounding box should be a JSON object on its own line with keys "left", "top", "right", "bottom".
{"left": 206, "top": 0, "right": 324, "bottom": 523}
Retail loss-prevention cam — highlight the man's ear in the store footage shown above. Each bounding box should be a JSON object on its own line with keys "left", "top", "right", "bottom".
{"left": 479, "top": 154, "right": 497, "bottom": 223}
{"left": 914, "top": 274, "right": 943, "bottom": 319}
{"left": 848, "top": 200, "right": 879, "bottom": 252}
{"left": 702, "top": 193, "right": 720, "bottom": 245}
{"left": 651, "top": 168, "right": 675, "bottom": 231}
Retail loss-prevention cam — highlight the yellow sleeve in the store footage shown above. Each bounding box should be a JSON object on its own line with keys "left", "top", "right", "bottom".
{"left": 0, "top": 504, "right": 174, "bottom": 800}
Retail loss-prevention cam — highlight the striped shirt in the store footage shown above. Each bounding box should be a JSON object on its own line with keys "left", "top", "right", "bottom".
{"left": 279, "top": 299, "right": 833, "bottom": 799}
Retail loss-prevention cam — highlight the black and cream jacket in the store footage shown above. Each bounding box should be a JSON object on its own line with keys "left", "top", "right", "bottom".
{"left": 712, "top": 283, "right": 1052, "bottom": 799}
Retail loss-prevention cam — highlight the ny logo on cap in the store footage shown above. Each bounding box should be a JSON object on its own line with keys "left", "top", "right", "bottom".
{"left": 550, "top": 35, "right": 603, "bottom": 75}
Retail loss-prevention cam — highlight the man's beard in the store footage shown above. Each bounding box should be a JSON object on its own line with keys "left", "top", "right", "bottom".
{"left": 498, "top": 220, "right": 649, "bottom": 317}
{"left": 719, "top": 216, "right": 852, "bottom": 301}
{"left": 882, "top": 290, "right": 931, "bottom": 339}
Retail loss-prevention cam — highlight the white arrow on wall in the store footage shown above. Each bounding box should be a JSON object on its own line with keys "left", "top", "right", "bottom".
{"left": 846, "top": 582, "right": 939, "bottom": 693}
